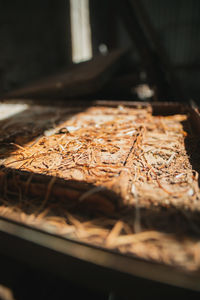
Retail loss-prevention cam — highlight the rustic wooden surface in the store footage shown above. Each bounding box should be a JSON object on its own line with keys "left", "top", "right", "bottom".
{"left": 3, "top": 49, "right": 127, "bottom": 100}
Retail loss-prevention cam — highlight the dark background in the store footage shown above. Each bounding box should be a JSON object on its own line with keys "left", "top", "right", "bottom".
{"left": 0, "top": 0, "right": 199, "bottom": 100}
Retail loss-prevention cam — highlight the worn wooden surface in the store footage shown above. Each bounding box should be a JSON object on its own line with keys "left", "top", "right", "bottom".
{"left": 3, "top": 49, "right": 127, "bottom": 100}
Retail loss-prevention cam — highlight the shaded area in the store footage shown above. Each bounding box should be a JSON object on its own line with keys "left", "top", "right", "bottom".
{"left": 184, "top": 107, "right": 200, "bottom": 186}
{"left": 0, "top": 251, "right": 200, "bottom": 300}
{"left": 0, "top": 0, "right": 69, "bottom": 94}
{"left": 2, "top": 49, "right": 128, "bottom": 100}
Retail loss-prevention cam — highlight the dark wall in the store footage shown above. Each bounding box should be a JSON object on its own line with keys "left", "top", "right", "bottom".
{"left": 142, "top": 0, "right": 200, "bottom": 100}
{"left": 115, "top": 0, "right": 200, "bottom": 100}
{"left": 0, "top": 0, "right": 199, "bottom": 101}
{"left": 0, "top": 0, "right": 69, "bottom": 93}
{"left": 90, "top": 0, "right": 115, "bottom": 55}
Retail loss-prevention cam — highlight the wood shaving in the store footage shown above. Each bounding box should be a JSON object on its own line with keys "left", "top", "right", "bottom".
{"left": 0, "top": 102, "right": 200, "bottom": 272}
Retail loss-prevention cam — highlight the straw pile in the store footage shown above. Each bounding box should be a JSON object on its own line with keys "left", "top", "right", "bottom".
{"left": 0, "top": 102, "right": 200, "bottom": 272}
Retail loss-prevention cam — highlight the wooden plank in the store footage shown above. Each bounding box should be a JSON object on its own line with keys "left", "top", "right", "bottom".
{"left": 3, "top": 49, "right": 127, "bottom": 100}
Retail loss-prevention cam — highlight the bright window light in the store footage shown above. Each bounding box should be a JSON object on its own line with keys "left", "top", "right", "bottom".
{"left": 70, "top": 0, "right": 93, "bottom": 63}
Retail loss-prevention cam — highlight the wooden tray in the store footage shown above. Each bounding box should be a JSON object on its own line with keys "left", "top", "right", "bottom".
{"left": 0, "top": 100, "right": 200, "bottom": 275}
